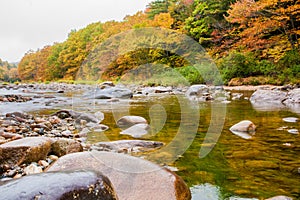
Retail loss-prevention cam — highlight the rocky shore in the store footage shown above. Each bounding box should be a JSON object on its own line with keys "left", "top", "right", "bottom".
{"left": 0, "top": 82, "right": 299, "bottom": 199}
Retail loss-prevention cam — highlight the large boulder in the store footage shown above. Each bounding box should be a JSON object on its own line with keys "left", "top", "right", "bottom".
{"left": 51, "top": 138, "right": 83, "bottom": 157}
{"left": 250, "top": 89, "right": 288, "bottom": 111}
{"left": 0, "top": 170, "right": 118, "bottom": 200}
{"left": 283, "top": 88, "right": 300, "bottom": 114}
{"left": 0, "top": 137, "right": 52, "bottom": 167}
{"left": 117, "top": 116, "right": 147, "bottom": 128}
{"left": 47, "top": 151, "right": 191, "bottom": 200}
{"left": 93, "top": 86, "right": 133, "bottom": 99}
{"left": 91, "top": 140, "right": 164, "bottom": 153}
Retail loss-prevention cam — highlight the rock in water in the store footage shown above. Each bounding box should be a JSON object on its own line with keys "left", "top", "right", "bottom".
{"left": 250, "top": 89, "right": 287, "bottom": 111}
{"left": 0, "top": 170, "right": 118, "bottom": 200}
{"left": 282, "top": 117, "right": 298, "bottom": 123}
{"left": 47, "top": 151, "right": 191, "bottom": 200}
{"left": 229, "top": 120, "right": 256, "bottom": 139}
{"left": 117, "top": 116, "right": 147, "bottom": 128}
{"left": 120, "top": 124, "right": 150, "bottom": 138}
{"left": 0, "top": 137, "right": 52, "bottom": 167}
{"left": 91, "top": 140, "right": 164, "bottom": 153}
{"left": 93, "top": 86, "right": 133, "bottom": 99}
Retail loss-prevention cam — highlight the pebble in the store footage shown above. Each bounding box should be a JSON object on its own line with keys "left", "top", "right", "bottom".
{"left": 283, "top": 117, "right": 299, "bottom": 123}
{"left": 287, "top": 129, "right": 299, "bottom": 134}
{"left": 38, "top": 160, "right": 49, "bottom": 168}
{"left": 48, "top": 155, "right": 59, "bottom": 161}
{"left": 24, "top": 164, "right": 43, "bottom": 175}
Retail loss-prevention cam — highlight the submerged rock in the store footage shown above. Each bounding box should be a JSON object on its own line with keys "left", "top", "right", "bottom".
{"left": 0, "top": 170, "right": 118, "bottom": 200}
{"left": 0, "top": 137, "right": 52, "bottom": 167}
{"left": 282, "top": 117, "right": 299, "bottom": 123}
{"left": 47, "top": 151, "right": 191, "bottom": 200}
{"left": 120, "top": 123, "right": 150, "bottom": 138}
{"left": 91, "top": 139, "right": 164, "bottom": 153}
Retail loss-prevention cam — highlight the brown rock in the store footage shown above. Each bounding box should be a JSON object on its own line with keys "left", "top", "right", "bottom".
{"left": 47, "top": 151, "right": 191, "bottom": 200}
{"left": 51, "top": 138, "right": 83, "bottom": 157}
{"left": 0, "top": 137, "right": 52, "bottom": 167}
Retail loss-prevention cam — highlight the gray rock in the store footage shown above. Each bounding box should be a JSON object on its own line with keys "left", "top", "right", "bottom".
{"left": 93, "top": 86, "right": 133, "bottom": 99}
{"left": 250, "top": 89, "right": 288, "bottom": 111}
{"left": 186, "top": 85, "right": 209, "bottom": 97}
{"left": 47, "top": 151, "right": 191, "bottom": 200}
{"left": 120, "top": 123, "right": 150, "bottom": 138}
{"left": 51, "top": 138, "right": 83, "bottom": 157}
{"left": 0, "top": 170, "right": 118, "bottom": 200}
{"left": 287, "top": 129, "right": 299, "bottom": 135}
{"left": 91, "top": 139, "right": 164, "bottom": 153}
{"left": 0, "top": 137, "right": 52, "bottom": 167}
{"left": 117, "top": 116, "right": 147, "bottom": 128}
{"left": 284, "top": 88, "right": 300, "bottom": 104}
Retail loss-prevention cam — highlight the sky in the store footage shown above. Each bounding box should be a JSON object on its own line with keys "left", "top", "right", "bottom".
{"left": 0, "top": 0, "right": 153, "bottom": 62}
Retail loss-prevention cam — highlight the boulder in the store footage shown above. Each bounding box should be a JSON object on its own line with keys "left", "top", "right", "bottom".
{"left": 117, "top": 116, "right": 147, "bottom": 128}
{"left": 284, "top": 88, "right": 300, "bottom": 104}
{"left": 91, "top": 140, "right": 164, "bottom": 153}
{"left": 120, "top": 123, "right": 150, "bottom": 138}
{"left": 229, "top": 120, "right": 256, "bottom": 139}
{"left": 51, "top": 138, "right": 83, "bottom": 157}
{"left": 186, "top": 85, "right": 209, "bottom": 97}
{"left": 0, "top": 170, "right": 118, "bottom": 200}
{"left": 47, "top": 151, "right": 191, "bottom": 200}
{"left": 93, "top": 86, "right": 133, "bottom": 99}
{"left": 0, "top": 137, "right": 52, "bottom": 167}
{"left": 250, "top": 89, "right": 287, "bottom": 111}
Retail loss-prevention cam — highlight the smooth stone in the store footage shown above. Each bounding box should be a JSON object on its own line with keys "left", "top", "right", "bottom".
{"left": 284, "top": 88, "right": 300, "bottom": 104}
{"left": 117, "top": 116, "right": 147, "bottom": 128}
{"left": 230, "top": 120, "right": 256, "bottom": 133}
{"left": 91, "top": 140, "right": 164, "bottom": 153}
{"left": 0, "top": 137, "right": 52, "bottom": 167}
{"left": 250, "top": 89, "right": 287, "bottom": 111}
{"left": 287, "top": 129, "right": 299, "bottom": 134}
{"left": 266, "top": 196, "right": 293, "bottom": 200}
{"left": 186, "top": 85, "right": 209, "bottom": 97}
{"left": 93, "top": 86, "right": 133, "bottom": 99}
{"left": 47, "top": 151, "right": 191, "bottom": 200}
{"left": 282, "top": 117, "right": 299, "bottom": 123}
{"left": 24, "top": 163, "right": 43, "bottom": 175}
{"left": 51, "top": 138, "right": 83, "bottom": 157}
{"left": 120, "top": 123, "right": 150, "bottom": 138}
{"left": 0, "top": 170, "right": 118, "bottom": 200}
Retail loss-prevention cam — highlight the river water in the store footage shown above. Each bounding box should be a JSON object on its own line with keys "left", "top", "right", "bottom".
{"left": 1, "top": 86, "right": 300, "bottom": 199}
{"left": 84, "top": 91, "right": 300, "bottom": 199}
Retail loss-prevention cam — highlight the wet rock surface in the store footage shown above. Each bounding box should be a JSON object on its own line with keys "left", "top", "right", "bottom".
{"left": 90, "top": 140, "right": 164, "bottom": 153}
{"left": 47, "top": 151, "right": 191, "bottom": 200}
{"left": 0, "top": 170, "right": 118, "bottom": 200}
{"left": 229, "top": 120, "right": 256, "bottom": 139}
{"left": 117, "top": 115, "right": 148, "bottom": 128}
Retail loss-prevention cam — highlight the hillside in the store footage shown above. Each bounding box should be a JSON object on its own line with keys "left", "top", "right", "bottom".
{"left": 17, "top": 0, "right": 300, "bottom": 85}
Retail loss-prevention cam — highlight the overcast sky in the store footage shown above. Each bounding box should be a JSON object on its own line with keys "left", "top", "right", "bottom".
{"left": 0, "top": 0, "right": 153, "bottom": 62}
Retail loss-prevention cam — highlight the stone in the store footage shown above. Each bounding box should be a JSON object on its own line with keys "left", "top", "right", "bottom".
{"left": 287, "top": 129, "right": 299, "bottom": 135}
{"left": 51, "top": 138, "right": 83, "bottom": 157}
{"left": 186, "top": 85, "right": 209, "bottom": 97}
{"left": 250, "top": 89, "right": 287, "bottom": 111}
{"left": 266, "top": 196, "right": 293, "bottom": 200}
{"left": 282, "top": 117, "right": 298, "bottom": 123}
{"left": 24, "top": 163, "right": 43, "bottom": 175}
{"left": 93, "top": 86, "right": 133, "bottom": 99}
{"left": 47, "top": 151, "right": 191, "bottom": 200}
{"left": 284, "top": 88, "right": 300, "bottom": 104}
{"left": 91, "top": 140, "right": 164, "bottom": 153}
{"left": 117, "top": 116, "right": 147, "bottom": 128}
{"left": 0, "top": 137, "right": 52, "bottom": 167}
{"left": 120, "top": 123, "right": 150, "bottom": 138}
{"left": 48, "top": 155, "right": 59, "bottom": 161}
{"left": 38, "top": 160, "right": 49, "bottom": 168}
{"left": 0, "top": 170, "right": 118, "bottom": 200}
{"left": 229, "top": 120, "right": 256, "bottom": 139}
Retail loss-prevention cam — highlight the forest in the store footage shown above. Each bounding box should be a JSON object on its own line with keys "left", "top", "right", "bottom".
{"left": 10, "top": 0, "right": 300, "bottom": 85}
